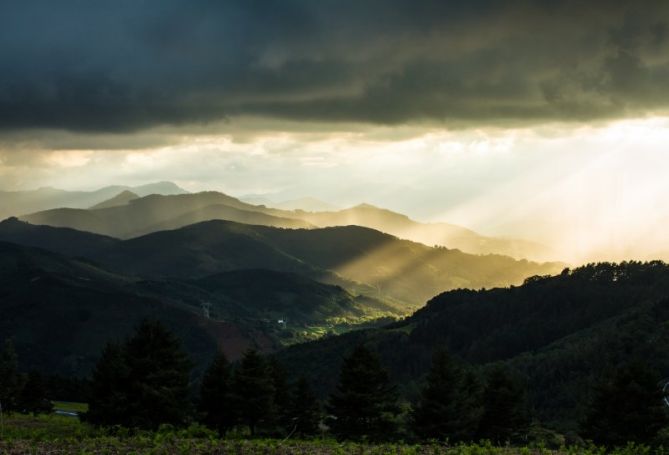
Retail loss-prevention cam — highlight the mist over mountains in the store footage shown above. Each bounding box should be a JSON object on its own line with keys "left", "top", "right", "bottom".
{"left": 0, "top": 181, "right": 187, "bottom": 220}
{"left": 1, "top": 180, "right": 667, "bottom": 435}
{"left": 0, "top": 181, "right": 562, "bottom": 377}
{"left": 7, "top": 182, "right": 555, "bottom": 261}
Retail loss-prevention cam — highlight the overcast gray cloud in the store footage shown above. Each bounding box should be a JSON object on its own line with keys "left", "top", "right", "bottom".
{"left": 0, "top": 0, "right": 668, "bottom": 133}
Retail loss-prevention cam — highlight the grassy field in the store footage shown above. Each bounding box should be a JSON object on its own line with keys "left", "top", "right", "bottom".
{"left": 0, "top": 414, "right": 666, "bottom": 454}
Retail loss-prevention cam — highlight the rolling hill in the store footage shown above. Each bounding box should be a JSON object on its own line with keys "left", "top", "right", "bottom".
{"left": 88, "top": 220, "right": 562, "bottom": 307}
{"left": 0, "top": 241, "right": 234, "bottom": 376}
{"left": 0, "top": 218, "right": 562, "bottom": 308}
{"left": 295, "top": 203, "right": 555, "bottom": 261}
{"left": 0, "top": 216, "right": 119, "bottom": 257}
{"left": 19, "top": 189, "right": 555, "bottom": 261}
{"left": 90, "top": 190, "right": 139, "bottom": 209}
{"left": 278, "top": 261, "right": 669, "bottom": 430}
{"left": 0, "top": 241, "right": 402, "bottom": 377}
{"left": 0, "top": 181, "right": 187, "bottom": 219}
{"left": 21, "top": 192, "right": 312, "bottom": 239}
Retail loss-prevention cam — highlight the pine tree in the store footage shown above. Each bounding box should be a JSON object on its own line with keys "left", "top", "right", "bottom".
{"left": 0, "top": 339, "right": 23, "bottom": 414}
{"left": 327, "top": 344, "right": 399, "bottom": 441}
{"left": 230, "top": 349, "right": 276, "bottom": 436}
{"left": 411, "top": 349, "right": 482, "bottom": 442}
{"left": 581, "top": 361, "right": 669, "bottom": 447}
{"left": 288, "top": 376, "right": 321, "bottom": 437}
{"left": 268, "top": 357, "right": 291, "bottom": 434}
{"left": 17, "top": 371, "right": 53, "bottom": 416}
{"left": 85, "top": 320, "right": 192, "bottom": 429}
{"left": 476, "top": 366, "right": 530, "bottom": 444}
{"left": 456, "top": 370, "right": 485, "bottom": 440}
{"left": 123, "top": 319, "right": 192, "bottom": 429}
{"left": 199, "top": 352, "right": 233, "bottom": 435}
{"left": 85, "top": 342, "right": 130, "bottom": 426}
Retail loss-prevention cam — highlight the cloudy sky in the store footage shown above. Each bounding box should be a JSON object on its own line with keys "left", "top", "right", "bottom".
{"left": 2, "top": 0, "right": 669, "bottom": 262}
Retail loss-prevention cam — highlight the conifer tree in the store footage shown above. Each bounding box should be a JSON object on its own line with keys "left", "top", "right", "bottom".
{"left": 268, "top": 357, "right": 291, "bottom": 434}
{"left": 17, "top": 371, "right": 53, "bottom": 416}
{"left": 85, "top": 320, "right": 192, "bottom": 429}
{"left": 85, "top": 342, "right": 130, "bottom": 426}
{"left": 412, "top": 349, "right": 483, "bottom": 441}
{"left": 199, "top": 352, "right": 233, "bottom": 435}
{"left": 288, "top": 376, "right": 321, "bottom": 437}
{"left": 123, "top": 319, "right": 192, "bottom": 429}
{"left": 476, "top": 366, "right": 530, "bottom": 444}
{"left": 327, "top": 344, "right": 399, "bottom": 441}
{"left": 0, "top": 339, "right": 23, "bottom": 414}
{"left": 581, "top": 361, "right": 669, "bottom": 447}
{"left": 230, "top": 349, "right": 276, "bottom": 436}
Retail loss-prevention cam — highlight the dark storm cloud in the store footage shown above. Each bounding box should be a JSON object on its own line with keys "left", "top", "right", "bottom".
{"left": 1, "top": 0, "right": 668, "bottom": 132}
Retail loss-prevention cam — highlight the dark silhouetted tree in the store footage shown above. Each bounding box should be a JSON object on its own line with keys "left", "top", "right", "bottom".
{"left": 230, "top": 349, "right": 276, "bottom": 436}
{"left": 581, "top": 361, "right": 669, "bottom": 447}
{"left": 288, "top": 376, "right": 321, "bottom": 437}
{"left": 199, "top": 352, "right": 233, "bottom": 435}
{"left": 123, "top": 320, "right": 192, "bottom": 429}
{"left": 85, "top": 343, "right": 130, "bottom": 426}
{"left": 17, "top": 371, "right": 53, "bottom": 415}
{"left": 477, "top": 366, "right": 530, "bottom": 443}
{"left": 327, "top": 344, "right": 399, "bottom": 441}
{"left": 85, "top": 320, "right": 191, "bottom": 429}
{"left": 0, "top": 339, "right": 23, "bottom": 414}
{"left": 412, "top": 349, "right": 483, "bottom": 441}
{"left": 268, "top": 357, "right": 291, "bottom": 434}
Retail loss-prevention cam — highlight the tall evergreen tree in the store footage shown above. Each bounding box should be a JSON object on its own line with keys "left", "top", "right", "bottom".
{"left": 230, "top": 349, "right": 276, "bottom": 436}
{"left": 288, "top": 376, "right": 321, "bottom": 437}
{"left": 581, "top": 361, "right": 669, "bottom": 447}
{"left": 123, "top": 319, "right": 192, "bottom": 429}
{"left": 327, "top": 344, "right": 399, "bottom": 441}
{"left": 199, "top": 352, "right": 233, "bottom": 435}
{"left": 268, "top": 357, "right": 291, "bottom": 434}
{"left": 85, "top": 342, "right": 130, "bottom": 426}
{"left": 412, "top": 349, "right": 482, "bottom": 442}
{"left": 477, "top": 366, "right": 530, "bottom": 444}
{"left": 0, "top": 339, "right": 23, "bottom": 414}
{"left": 17, "top": 371, "right": 53, "bottom": 416}
{"left": 85, "top": 320, "right": 192, "bottom": 429}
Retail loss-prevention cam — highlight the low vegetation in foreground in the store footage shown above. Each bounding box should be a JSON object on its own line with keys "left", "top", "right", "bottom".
{"left": 0, "top": 415, "right": 668, "bottom": 455}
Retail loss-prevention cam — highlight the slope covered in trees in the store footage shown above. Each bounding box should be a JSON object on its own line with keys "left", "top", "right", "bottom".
{"left": 0, "top": 240, "right": 404, "bottom": 376}
{"left": 0, "top": 218, "right": 560, "bottom": 308}
{"left": 92, "top": 220, "right": 561, "bottom": 306}
{"left": 279, "top": 261, "right": 669, "bottom": 430}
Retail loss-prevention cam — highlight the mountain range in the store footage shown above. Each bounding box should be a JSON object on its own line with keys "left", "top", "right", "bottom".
{"left": 0, "top": 181, "right": 187, "bottom": 220}
{"left": 2, "top": 181, "right": 660, "bottom": 434}
{"left": 0, "top": 217, "right": 561, "bottom": 307}
{"left": 11, "top": 184, "right": 554, "bottom": 261}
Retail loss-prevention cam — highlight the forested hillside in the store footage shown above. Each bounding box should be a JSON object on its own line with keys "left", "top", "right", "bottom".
{"left": 279, "top": 261, "right": 669, "bottom": 430}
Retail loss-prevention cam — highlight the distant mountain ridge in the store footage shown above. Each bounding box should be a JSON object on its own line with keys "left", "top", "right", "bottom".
{"left": 18, "top": 188, "right": 554, "bottom": 260}
{"left": 90, "top": 190, "right": 139, "bottom": 209}
{"left": 0, "top": 181, "right": 188, "bottom": 219}
{"left": 21, "top": 192, "right": 312, "bottom": 239}
{"left": 293, "top": 203, "right": 555, "bottom": 261}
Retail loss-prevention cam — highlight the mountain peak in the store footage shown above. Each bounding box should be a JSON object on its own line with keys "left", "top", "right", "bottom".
{"left": 90, "top": 190, "right": 139, "bottom": 209}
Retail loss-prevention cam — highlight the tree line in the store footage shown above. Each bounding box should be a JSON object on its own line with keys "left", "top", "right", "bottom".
{"left": 2, "top": 319, "right": 668, "bottom": 447}
{"left": 0, "top": 339, "right": 53, "bottom": 416}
